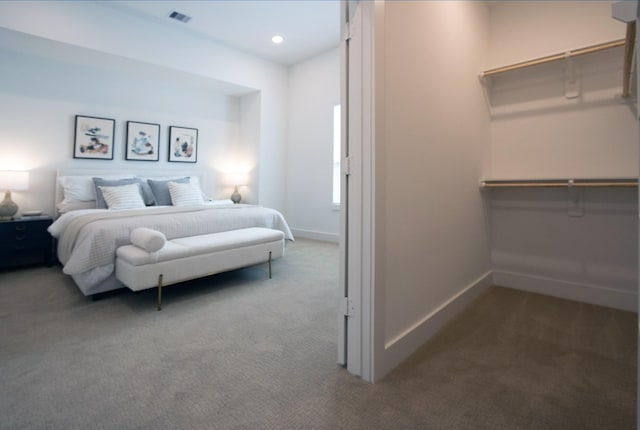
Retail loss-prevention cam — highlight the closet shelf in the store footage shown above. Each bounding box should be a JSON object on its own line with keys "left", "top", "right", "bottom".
{"left": 479, "top": 38, "right": 626, "bottom": 78}
{"left": 480, "top": 25, "right": 636, "bottom": 99}
{"left": 480, "top": 178, "right": 638, "bottom": 189}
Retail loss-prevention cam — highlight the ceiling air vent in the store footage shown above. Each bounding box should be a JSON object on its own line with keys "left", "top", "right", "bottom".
{"left": 168, "top": 10, "right": 191, "bottom": 24}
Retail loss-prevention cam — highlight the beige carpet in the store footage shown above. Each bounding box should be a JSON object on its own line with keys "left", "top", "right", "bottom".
{"left": 0, "top": 238, "right": 636, "bottom": 429}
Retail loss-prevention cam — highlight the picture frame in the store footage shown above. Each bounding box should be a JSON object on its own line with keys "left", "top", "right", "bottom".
{"left": 125, "top": 121, "right": 160, "bottom": 161}
{"left": 168, "top": 126, "right": 198, "bottom": 163}
{"left": 73, "top": 115, "right": 115, "bottom": 160}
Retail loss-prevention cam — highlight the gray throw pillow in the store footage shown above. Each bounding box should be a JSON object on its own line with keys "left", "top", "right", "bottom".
{"left": 136, "top": 178, "right": 157, "bottom": 206}
{"left": 93, "top": 177, "right": 156, "bottom": 208}
{"left": 147, "top": 177, "right": 190, "bottom": 206}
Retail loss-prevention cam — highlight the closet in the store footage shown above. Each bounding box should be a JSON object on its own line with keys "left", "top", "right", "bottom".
{"left": 480, "top": 1, "right": 638, "bottom": 312}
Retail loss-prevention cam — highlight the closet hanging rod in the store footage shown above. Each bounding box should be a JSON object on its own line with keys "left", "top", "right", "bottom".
{"left": 480, "top": 179, "right": 638, "bottom": 189}
{"left": 481, "top": 39, "right": 626, "bottom": 77}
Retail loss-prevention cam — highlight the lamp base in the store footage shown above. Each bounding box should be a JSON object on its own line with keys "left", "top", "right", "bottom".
{"left": 230, "top": 186, "right": 241, "bottom": 204}
{"left": 0, "top": 190, "right": 18, "bottom": 220}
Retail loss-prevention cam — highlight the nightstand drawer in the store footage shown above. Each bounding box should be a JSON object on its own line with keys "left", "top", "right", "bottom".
{"left": 0, "top": 221, "right": 51, "bottom": 240}
{"left": 0, "top": 239, "right": 49, "bottom": 253}
{"left": 0, "top": 216, "right": 53, "bottom": 269}
{"left": 0, "top": 247, "right": 51, "bottom": 267}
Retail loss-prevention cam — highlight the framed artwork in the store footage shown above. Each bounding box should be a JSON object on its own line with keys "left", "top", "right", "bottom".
{"left": 73, "top": 115, "right": 115, "bottom": 160}
{"left": 126, "top": 121, "right": 160, "bottom": 161}
{"left": 168, "top": 126, "right": 198, "bottom": 163}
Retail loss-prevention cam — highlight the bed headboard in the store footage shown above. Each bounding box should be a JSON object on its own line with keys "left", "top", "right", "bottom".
{"left": 55, "top": 168, "right": 211, "bottom": 217}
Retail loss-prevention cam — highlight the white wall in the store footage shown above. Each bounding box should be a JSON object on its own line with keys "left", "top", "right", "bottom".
{"left": 488, "top": 1, "right": 625, "bottom": 67}
{"left": 286, "top": 48, "right": 341, "bottom": 241}
{"left": 490, "top": 187, "right": 638, "bottom": 311}
{"left": 486, "top": 1, "right": 638, "bottom": 311}
{"left": 374, "top": 1, "right": 493, "bottom": 377}
{"left": 0, "top": 1, "right": 289, "bottom": 213}
{"left": 0, "top": 36, "right": 244, "bottom": 215}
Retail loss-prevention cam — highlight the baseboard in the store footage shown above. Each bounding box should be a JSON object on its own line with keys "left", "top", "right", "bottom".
{"left": 494, "top": 270, "right": 638, "bottom": 312}
{"left": 381, "top": 270, "right": 493, "bottom": 378}
{"left": 290, "top": 228, "right": 339, "bottom": 243}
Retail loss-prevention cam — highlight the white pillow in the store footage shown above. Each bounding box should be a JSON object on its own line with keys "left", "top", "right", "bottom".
{"left": 99, "top": 183, "right": 146, "bottom": 210}
{"left": 168, "top": 181, "right": 205, "bottom": 206}
{"left": 59, "top": 174, "right": 134, "bottom": 203}
{"left": 130, "top": 227, "right": 166, "bottom": 252}
{"left": 59, "top": 176, "right": 97, "bottom": 203}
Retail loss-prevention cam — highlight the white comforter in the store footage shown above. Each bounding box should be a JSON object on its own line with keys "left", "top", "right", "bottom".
{"left": 49, "top": 204, "right": 294, "bottom": 290}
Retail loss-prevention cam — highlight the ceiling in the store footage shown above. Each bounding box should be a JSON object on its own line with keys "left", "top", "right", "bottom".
{"left": 110, "top": 1, "right": 341, "bottom": 67}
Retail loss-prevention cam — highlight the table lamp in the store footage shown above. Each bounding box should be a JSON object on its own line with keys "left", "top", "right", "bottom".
{"left": 225, "top": 172, "right": 249, "bottom": 204}
{"left": 0, "top": 171, "right": 29, "bottom": 220}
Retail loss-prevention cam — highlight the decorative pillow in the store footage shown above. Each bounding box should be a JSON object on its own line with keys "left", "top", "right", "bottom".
{"left": 188, "top": 176, "right": 210, "bottom": 201}
{"left": 59, "top": 174, "right": 134, "bottom": 203}
{"left": 147, "top": 177, "right": 190, "bottom": 206}
{"left": 168, "top": 181, "right": 205, "bottom": 206}
{"left": 99, "top": 183, "right": 146, "bottom": 210}
{"left": 93, "top": 177, "right": 155, "bottom": 208}
{"left": 130, "top": 227, "right": 166, "bottom": 253}
{"left": 136, "top": 178, "right": 157, "bottom": 206}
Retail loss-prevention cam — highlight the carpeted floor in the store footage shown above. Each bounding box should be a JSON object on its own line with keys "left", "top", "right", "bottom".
{"left": 0, "top": 238, "right": 636, "bottom": 429}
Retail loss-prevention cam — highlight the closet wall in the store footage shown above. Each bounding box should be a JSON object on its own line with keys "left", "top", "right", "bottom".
{"left": 485, "top": 1, "right": 638, "bottom": 311}
{"left": 375, "top": 0, "right": 493, "bottom": 377}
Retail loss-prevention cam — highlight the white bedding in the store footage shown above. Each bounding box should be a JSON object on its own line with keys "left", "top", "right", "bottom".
{"left": 49, "top": 202, "right": 294, "bottom": 295}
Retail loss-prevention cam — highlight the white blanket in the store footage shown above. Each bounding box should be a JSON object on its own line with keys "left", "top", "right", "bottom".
{"left": 49, "top": 204, "right": 294, "bottom": 288}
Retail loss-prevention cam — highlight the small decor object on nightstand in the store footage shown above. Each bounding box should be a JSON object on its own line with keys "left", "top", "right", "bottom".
{"left": 0, "top": 171, "right": 28, "bottom": 221}
{"left": 22, "top": 210, "right": 43, "bottom": 217}
{"left": 225, "top": 172, "right": 249, "bottom": 204}
{"left": 230, "top": 186, "right": 241, "bottom": 204}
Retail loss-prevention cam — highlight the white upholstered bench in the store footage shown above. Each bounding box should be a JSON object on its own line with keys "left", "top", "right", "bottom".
{"left": 115, "top": 227, "right": 285, "bottom": 310}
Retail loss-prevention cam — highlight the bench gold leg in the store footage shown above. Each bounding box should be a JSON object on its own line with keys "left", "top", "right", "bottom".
{"left": 157, "top": 274, "right": 163, "bottom": 311}
{"left": 268, "top": 251, "right": 272, "bottom": 279}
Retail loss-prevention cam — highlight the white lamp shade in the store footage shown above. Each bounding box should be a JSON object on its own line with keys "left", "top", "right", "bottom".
{"left": 0, "top": 171, "right": 29, "bottom": 191}
{"left": 224, "top": 172, "right": 249, "bottom": 186}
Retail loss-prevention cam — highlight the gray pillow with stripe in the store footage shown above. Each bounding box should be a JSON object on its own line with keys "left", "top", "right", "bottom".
{"left": 93, "top": 177, "right": 156, "bottom": 208}
{"left": 147, "top": 177, "right": 190, "bottom": 206}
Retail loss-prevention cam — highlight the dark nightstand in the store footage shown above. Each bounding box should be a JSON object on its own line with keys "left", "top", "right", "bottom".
{"left": 0, "top": 215, "right": 54, "bottom": 270}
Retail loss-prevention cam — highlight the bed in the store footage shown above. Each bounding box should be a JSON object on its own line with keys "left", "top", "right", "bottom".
{"left": 49, "top": 168, "right": 294, "bottom": 296}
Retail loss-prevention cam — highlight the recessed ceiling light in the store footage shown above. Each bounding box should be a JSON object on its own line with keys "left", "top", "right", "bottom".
{"left": 271, "top": 35, "right": 284, "bottom": 44}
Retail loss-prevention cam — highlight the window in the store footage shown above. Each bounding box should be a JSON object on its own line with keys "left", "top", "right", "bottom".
{"left": 332, "top": 104, "right": 341, "bottom": 207}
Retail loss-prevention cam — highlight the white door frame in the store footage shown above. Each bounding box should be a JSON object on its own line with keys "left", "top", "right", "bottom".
{"left": 339, "top": 0, "right": 376, "bottom": 383}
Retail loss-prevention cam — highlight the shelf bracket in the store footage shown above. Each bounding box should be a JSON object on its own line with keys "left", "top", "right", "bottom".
{"left": 478, "top": 72, "right": 492, "bottom": 111}
{"left": 567, "top": 180, "right": 584, "bottom": 217}
{"left": 564, "top": 53, "right": 580, "bottom": 99}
